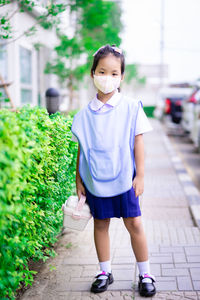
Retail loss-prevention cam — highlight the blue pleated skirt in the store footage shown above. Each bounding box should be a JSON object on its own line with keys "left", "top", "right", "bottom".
{"left": 83, "top": 170, "right": 141, "bottom": 220}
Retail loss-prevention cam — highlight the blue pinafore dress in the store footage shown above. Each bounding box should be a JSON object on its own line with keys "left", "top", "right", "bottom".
{"left": 72, "top": 95, "right": 142, "bottom": 220}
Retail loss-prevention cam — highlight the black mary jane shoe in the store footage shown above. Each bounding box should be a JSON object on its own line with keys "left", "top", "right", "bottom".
{"left": 91, "top": 271, "right": 114, "bottom": 293}
{"left": 138, "top": 273, "right": 156, "bottom": 297}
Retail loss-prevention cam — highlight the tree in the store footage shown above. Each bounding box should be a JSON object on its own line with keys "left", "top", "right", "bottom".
{"left": 0, "top": 0, "right": 67, "bottom": 43}
{"left": 45, "top": 0, "right": 123, "bottom": 111}
{"left": 125, "top": 64, "right": 146, "bottom": 85}
{"left": 45, "top": 34, "right": 86, "bottom": 111}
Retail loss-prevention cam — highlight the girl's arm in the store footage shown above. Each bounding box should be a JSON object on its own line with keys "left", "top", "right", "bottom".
{"left": 76, "top": 144, "right": 86, "bottom": 198}
{"left": 132, "top": 134, "right": 144, "bottom": 197}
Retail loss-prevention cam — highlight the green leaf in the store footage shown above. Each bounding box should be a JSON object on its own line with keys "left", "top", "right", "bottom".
{"left": 0, "top": 105, "right": 77, "bottom": 298}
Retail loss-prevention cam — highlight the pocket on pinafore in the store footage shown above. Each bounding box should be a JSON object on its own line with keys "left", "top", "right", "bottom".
{"left": 88, "top": 146, "right": 122, "bottom": 181}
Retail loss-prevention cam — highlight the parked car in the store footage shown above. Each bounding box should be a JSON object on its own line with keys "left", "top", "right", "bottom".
{"left": 154, "top": 87, "right": 193, "bottom": 125}
{"left": 181, "top": 88, "right": 200, "bottom": 133}
{"left": 190, "top": 90, "right": 200, "bottom": 152}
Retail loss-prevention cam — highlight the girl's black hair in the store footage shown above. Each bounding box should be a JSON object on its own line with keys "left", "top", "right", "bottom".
{"left": 90, "top": 44, "right": 125, "bottom": 76}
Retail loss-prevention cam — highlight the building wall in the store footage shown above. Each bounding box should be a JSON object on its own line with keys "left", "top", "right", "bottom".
{"left": 0, "top": 2, "right": 60, "bottom": 109}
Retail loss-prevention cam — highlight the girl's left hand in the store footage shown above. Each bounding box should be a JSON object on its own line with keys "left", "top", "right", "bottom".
{"left": 132, "top": 176, "right": 144, "bottom": 197}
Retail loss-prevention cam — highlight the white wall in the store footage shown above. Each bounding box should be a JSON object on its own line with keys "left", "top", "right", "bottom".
{"left": 1, "top": 2, "right": 60, "bottom": 108}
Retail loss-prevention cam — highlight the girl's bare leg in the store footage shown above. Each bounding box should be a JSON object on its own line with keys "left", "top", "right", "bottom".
{"left": 91, "top": 218, "right": 113, "bottom": 293}
{"left": 123, "top": 216, "right": 148, "bottom": 261}
{"left": 94, "top": 218, "right": 110, "bottom": 261}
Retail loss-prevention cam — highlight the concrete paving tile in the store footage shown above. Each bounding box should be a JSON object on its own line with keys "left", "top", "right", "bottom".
{"left": 173, "top": 253, "right": 187, "bottom": 263}
{"left": 85, "top": 296, "right": 102, "bottom": 300}
{"left": 64, "top": 281, "right": 91, "bottom": 291}
{"left": 111, "top": 264, "right": 135, "bottom": 270}
{"left": 148, "top": 264, "right": 162, "bottom": 277}
{"left": 177, "top": 276, "right": 193, "bottom": 291}
{"left": 160, "top": 246, "right": 184, "bottom": 253}
{"left": 21, "top": 294, "right": 43, "bottom": 300}
{"left": 178, "top": 173, "right": 192, "bottom": 182}
{"left": 148, "top": 245, "right": 160, "bottom": 253}
{"left": 185, "top": 247, "right": 200, "bottom": 256}
{"left": 150, "top": 252, "right": 172, "bottom": 259}
{"left": 62, "top": 257, "right": 98, "bottom": 265}
{"left": 155, "top": 276, "right": 176, "bottom": 282}
{"left": 112, "top": 256, "right": 135, "bottom": 264}
{"left": 70, "top": 277, "right": 92, "bottom": 282}
{"left": 56, "top": 292, "right": 80, "bottom": 300}
{"left": 42, "top": 294, "right": 66, "bottom": 300}
{"left": 156, "top": 280, "right": 177, "bottom": 291}
{"left": 80, "top": 291, "right": 92, "bottom": 297}
{"left": 150, "top": 256, "right": 173, "bottom": 264}
{"left": 177, "top": 227, "right": 187, "bottom": 245}
{"left": 183, "top": 291, "right": 199, "bottom": 299}
{"left": 168, "top": 292, "right": 185, "bottom": 299}
{"left": 172, "top": 156, "right": 182, "bottom": 163}
{"left": 109, "top": 280, "right": 133, "bottom": 291}
{"left": 184, "top": 186, "right": 200, "bottom": 196}
{"left": 187, "top": 256, "right": 200, "bottom": 263}
{"left": 188, "top": 195, "right": 200, "bottom": 207}
{"left": 135, "top": 292, "right": 168, "bottom": 300}
{"left": 110, "top": 291, "right": 121, "bottom": 296}
{"left": 175, "top": 263, "right": 200, "bottom": 268}
{"left": 114, "top": 248, "right": 134, "bottom": 257}
{"left": 123, "top": 296, "right": 134, "bottom": 300}
{"left": 161, "top": 264, "right": 175, "bottom": 269}
{"left": 185, "top": 227, "right": 196, "bottom": 244}
{"left": 120, "top": 291, "right": 134, "bottom": 296}
{"left": 192, "top": 229, "right": 200, "bottom": 244}
{"left": 162, "top": 268, "right": 189, "bottom": 276}
{"left": 193, "top": 281, "right": 200, "bottom": 291}
{"left": 81, "top": 270, "right": 98, "bottom": 278}
{"left": 190, "top": 269, "right": 200, "bottom": 281}
{"left": 60, "top": 266, "right": 83, "bottom": 278}
{"left": 112, "top": 269, "right": 134, "bottom": 281}
{"left": 151, "top": 253, "right": 172, "bottom": 257}
{"left": 82, "top": 265, "right": 99, "bottom": 271}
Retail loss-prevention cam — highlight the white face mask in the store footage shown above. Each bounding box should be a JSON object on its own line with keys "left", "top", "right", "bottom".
{"left": 93, "top": 75, "right": 121, "bottom": 94}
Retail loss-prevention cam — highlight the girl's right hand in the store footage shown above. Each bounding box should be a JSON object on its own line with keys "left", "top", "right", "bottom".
{"left": 76, "top": 180, "right": 86, "bottom": 200}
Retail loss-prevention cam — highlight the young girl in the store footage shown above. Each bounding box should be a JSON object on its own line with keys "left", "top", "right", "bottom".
{"left": 71, "top": 44, "right": 156, "bottom": 297}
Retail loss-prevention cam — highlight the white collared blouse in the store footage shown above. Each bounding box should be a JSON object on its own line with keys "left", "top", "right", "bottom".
{"left": 71, "top": 91, "right": 153, "bottom": 142}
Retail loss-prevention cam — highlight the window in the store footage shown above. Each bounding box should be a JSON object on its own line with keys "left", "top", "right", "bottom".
{"left": 21, "top": 89, "right": 32, "bottom": 104}
{"left": 20, "top": 46, "right": 32, "bottom": 103}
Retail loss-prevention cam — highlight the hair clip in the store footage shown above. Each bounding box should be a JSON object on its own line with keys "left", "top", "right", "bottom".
{"left": 93, "top": 45, "right": 122, "bottom": 56}
{"left": 93, "top": 45, "right": 106, "bottom": 56}
{"left": 111, "top": 46, "right": 122, "bottom": 54}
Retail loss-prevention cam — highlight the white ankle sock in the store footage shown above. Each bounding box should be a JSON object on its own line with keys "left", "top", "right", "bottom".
{"left": 137, "top": 260, "right": 152, "bottom": 283}
{"left": 98, "top": 260, "right": 111, "bottom": 279}
{"left": 99, "top": 260, "right": 111, "bottom": 273}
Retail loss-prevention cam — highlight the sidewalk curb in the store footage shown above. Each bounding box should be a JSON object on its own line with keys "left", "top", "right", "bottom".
{"left": 162, "top": 132, "right": 200, "bottom": 229}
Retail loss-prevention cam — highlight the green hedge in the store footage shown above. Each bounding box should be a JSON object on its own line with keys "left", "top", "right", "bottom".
{"left": 143, "top": 106, "right": 155, "bottom": 118}
{"left": 0, "top": 105, "right": 78, "bottom": 299}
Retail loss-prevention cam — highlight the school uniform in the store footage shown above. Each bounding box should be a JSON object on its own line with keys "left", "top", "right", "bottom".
{"left": 71, "top": 90, "right": 153, "bottom": 219}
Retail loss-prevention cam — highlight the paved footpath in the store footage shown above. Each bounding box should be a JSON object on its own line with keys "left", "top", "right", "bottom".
{"left": 21, "top": 119, "right": 200, "bottom": 300}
